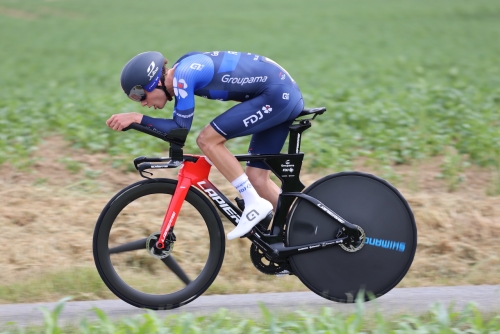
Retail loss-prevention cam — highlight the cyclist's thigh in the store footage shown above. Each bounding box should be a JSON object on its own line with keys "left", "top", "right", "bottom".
{"left": 246, "top": 120, "right": 294, "bottom": 169}
{"left": 210, "top": 84, "right": 303, "bottom": 139}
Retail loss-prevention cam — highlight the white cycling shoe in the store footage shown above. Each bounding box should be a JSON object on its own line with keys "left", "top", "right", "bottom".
{"left": 227, "top": 198, "right": 273, "bottom": 240}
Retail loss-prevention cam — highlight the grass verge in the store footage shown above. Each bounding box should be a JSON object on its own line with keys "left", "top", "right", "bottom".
{"left": 2, "top": 297, "right": 500, "bottom": 333}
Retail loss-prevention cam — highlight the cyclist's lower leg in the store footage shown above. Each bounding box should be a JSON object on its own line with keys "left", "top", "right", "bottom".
{"left": 197, "top": 125, "right": 272, "bottom": 240}
{"left": 246, "top": 167, "right": 280, "bottom": 211}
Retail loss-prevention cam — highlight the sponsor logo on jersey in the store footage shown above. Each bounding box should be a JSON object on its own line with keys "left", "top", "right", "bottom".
{"left": 263, "top": 57, "right": 295, "bottom": 82}
{"left": 189, "top": 63, "right": 205, "bottom": 71}
{"left": 221, "top": 74, "right": 268, "bottom": 86}
{"left": 175, "top": 112, "right": 194, "bottom": 119}
{"left": 282, "top": 93, "right": 289, "bottom": 100}
{"left": 173, "top": 78, "right": 188, "bottom": 98}
{"left": 262, "top": 105, "right": 272, "bottom": 113}
{"left": 243, "top": 105, "right": 272, "bottom": 127}
{"left": 279, "top": 71, "right": 286, "bottom": 80}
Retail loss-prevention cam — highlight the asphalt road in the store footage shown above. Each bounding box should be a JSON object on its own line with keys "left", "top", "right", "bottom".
{"left": 1, "top": 285, "right": 500, "bottom": 327}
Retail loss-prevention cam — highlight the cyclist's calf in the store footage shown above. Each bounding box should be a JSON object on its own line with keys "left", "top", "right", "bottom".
{"left": 246, "top": 167, "right": 279, "bottom": 210}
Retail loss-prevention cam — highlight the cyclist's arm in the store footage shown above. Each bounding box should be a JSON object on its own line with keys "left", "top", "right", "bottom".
{"left": 139, "top": 54, "right": 213, "bottom": 134}
{"left": 169, "top": 54, "right": 214, "bottom": 129}
{"left": 140, "top": 115, "right": 182, "bottom": 134}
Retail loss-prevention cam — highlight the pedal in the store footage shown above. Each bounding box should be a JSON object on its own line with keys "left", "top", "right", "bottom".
{"left": 234, "top": 197, "right": 245, "bottom": 211}
{"left": 235, "top": 197, "right": 273, "bottom": 235}
{"left": 240, "top": 211, "right": 274, "bottom": 238}
{"left": 257, "top": 212, "right": 273, "bottom": 233}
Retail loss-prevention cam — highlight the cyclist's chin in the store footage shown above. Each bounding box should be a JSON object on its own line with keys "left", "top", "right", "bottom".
{"left": 158, "top": 100, "right": 167, "bottom": 109}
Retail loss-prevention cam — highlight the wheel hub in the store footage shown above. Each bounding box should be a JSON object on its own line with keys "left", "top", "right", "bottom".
{"left": 338, "top": 226, "right": 366, "bottom": 253}
{"left": 146, "top": 231, "right": 176, "bottom": 259}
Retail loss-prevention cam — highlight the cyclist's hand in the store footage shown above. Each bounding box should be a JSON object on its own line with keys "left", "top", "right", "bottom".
{"left": 106, "top": 113, "right": 143, "bottom": 131}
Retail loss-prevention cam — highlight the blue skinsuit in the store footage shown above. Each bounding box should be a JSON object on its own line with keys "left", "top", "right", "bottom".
{"left": 140, "top": 51, "right": 304, "bottom": 169}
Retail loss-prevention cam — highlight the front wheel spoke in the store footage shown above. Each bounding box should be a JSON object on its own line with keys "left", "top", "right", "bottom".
{"left": 161, "top": 256, "right": 192, "bottom": 285}
{"left": 109, "top": 238, "right": 148, "bottom": 254}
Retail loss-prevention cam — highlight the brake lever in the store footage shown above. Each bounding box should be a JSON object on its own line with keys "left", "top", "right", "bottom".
{"left": 139, "top": 169, "right": 154, "bottom": 180}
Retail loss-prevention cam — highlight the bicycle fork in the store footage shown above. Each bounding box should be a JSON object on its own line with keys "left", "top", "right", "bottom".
{"left": 156, "top": 156, "right": 212, "bottom": 249}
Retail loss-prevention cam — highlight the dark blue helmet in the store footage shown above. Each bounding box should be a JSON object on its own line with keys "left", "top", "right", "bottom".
{"left": 120, "top": 51, "right": 165, "bottom": 101}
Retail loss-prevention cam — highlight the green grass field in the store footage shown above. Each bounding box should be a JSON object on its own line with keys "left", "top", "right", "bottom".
{"left": 1, "top": 0, "right": 499, "bottom": 172}
{"left": 3, "top": 298, "right": 500, "bottom": 333}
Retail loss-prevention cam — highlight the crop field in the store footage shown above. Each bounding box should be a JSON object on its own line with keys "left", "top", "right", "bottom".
{"left": 1, "top": 0, "right": 500, "bottom": 171}
{"left": 1, "top": 0, "right": 500, "bottom": 306}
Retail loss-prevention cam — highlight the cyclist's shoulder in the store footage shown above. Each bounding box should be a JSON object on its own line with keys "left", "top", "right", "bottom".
{"left": 174, "top": 52, "right": 213, "bottom": 67}
{"left": 174, "top": 52, "right": 214, "bottom": 75}
{"left": 173, "top": 52, "right": 214, "bottom": 88}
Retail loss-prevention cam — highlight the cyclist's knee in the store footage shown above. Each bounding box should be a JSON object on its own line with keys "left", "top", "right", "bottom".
{"left": 197, "top": 124, "right": 226, "bottom": 152}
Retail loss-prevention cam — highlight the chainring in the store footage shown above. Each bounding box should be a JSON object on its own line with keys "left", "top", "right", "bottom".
{"left": 249, "top": 244, "right": 291, "bottom": 275}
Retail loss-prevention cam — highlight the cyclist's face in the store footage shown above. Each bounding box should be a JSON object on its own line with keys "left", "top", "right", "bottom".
{"left": 141, "top": 84, "right": 168, "bottom": 110}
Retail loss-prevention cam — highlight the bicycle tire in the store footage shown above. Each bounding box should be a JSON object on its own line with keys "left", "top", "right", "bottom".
{"left": 286, "top": 171, "right": 417, "bottom": 303}
{"left": 93, "top": 178, "right": 225, "bottom": 310}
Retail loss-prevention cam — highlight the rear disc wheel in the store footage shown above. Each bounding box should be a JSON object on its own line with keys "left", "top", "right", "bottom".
{"left": 286, "top": 172, "right": 417, "bottom": 303}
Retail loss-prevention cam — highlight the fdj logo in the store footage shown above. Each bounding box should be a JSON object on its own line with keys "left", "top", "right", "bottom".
{"left": 243, "top": 105, "right": 273, "bottom": 127}
{"left": 146, "top": 61, "right": 159, "bottom": 80}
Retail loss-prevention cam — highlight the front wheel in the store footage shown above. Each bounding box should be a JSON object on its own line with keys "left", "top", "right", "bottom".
{"left": 93, "top": 178, "right": 225, "bottom": 310}
{"left": 286, "top": 171, "right": 417, "bottom": 303}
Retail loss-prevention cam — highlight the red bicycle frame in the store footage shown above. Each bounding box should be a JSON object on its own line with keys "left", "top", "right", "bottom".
{"left": 156, "top": 155, "right": 213, "bottom": 249}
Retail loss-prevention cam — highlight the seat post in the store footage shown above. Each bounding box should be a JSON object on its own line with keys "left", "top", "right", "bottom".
{"left": 288, "top": 120, "right": 311, "bottom": 154}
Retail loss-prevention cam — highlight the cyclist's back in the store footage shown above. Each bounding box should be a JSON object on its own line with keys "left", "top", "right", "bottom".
{"left": 171, "top": 51, "right": 302, "bottom": 130}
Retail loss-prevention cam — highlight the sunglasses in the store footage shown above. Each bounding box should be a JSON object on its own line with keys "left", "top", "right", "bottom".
{"left": 128, "top": 85, "right": 148, "bottom": 102}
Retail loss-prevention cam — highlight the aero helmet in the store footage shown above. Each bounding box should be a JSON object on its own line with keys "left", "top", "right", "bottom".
{"left": 120, "top": 51, "right": 172, "bottom": 102}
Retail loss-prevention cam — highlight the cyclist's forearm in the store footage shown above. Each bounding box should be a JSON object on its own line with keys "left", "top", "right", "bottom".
{"left": 140, "top": 115, "right": 182, "bottom": 134}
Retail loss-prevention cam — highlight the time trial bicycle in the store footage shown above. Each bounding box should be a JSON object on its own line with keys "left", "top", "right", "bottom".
{"left": 93, "top": 107, "right": 417, "bottom": 310}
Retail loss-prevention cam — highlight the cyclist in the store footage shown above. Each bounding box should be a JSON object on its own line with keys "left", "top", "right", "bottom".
{"left": 106, "top": 51, "right": 304, "bottom": 240}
